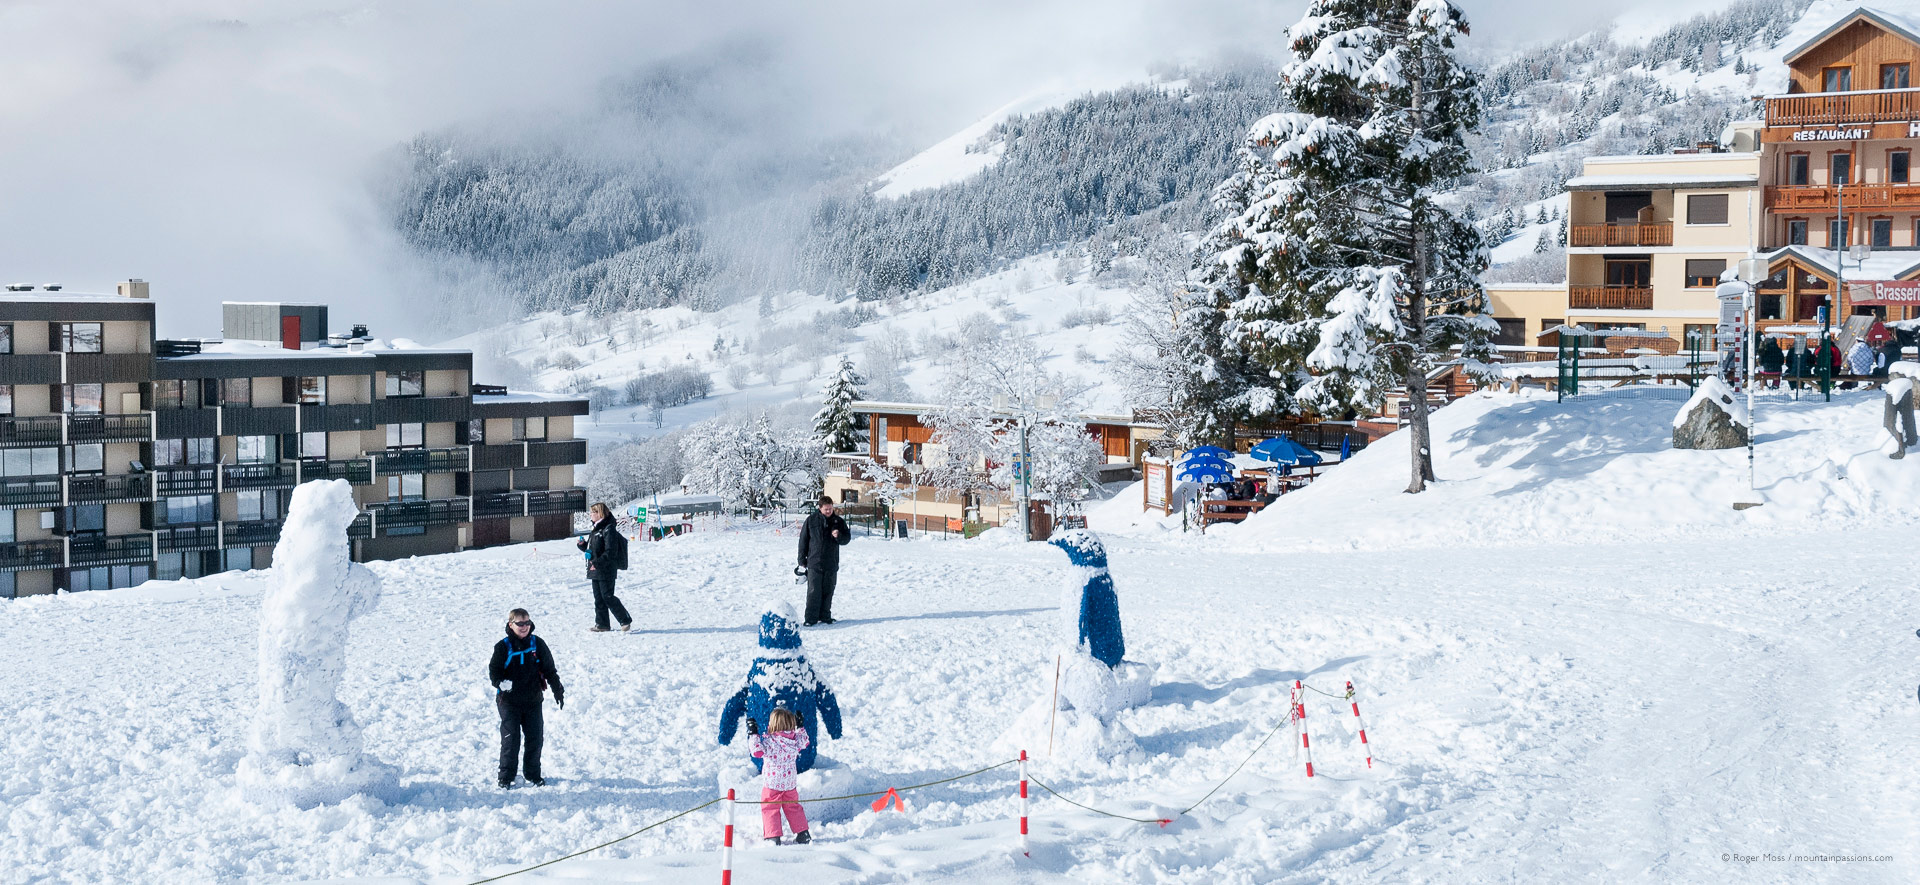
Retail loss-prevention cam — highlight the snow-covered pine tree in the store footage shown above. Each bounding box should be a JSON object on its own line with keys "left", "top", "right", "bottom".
{"left": 1208, "top": 0, "right": 1497, "bottom": 493}
{"left": 1534, "top": 231, "right": 1551, "bottom": 253}
{"left": 1121, "top": 237, "right": 1274, "bottom": 449}
{"left": 812, "top": 356, "right": 868, "bottom": 454}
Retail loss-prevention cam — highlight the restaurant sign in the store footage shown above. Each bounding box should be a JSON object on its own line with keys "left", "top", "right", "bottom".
{"left": 1846, "top": 280, "right": 1920, "bottom": 305}
{"left": 1790, "top": 127, "right": 1873, "bottom": 141}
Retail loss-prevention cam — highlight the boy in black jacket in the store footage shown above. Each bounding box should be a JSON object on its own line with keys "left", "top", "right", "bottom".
{"left": 489, "top": 608, "right": 564, "bottom": 788}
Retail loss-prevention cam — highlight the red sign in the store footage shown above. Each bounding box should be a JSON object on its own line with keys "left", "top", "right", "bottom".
{"left": 1848, "top": 280, "right": 1920, "bottom": 305}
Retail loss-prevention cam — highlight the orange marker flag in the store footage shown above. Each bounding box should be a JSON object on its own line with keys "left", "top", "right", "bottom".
{"left": 870, "top": 787, "right": 906, "bottom": 813}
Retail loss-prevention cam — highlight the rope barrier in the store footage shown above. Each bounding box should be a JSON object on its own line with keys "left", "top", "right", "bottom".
{"left": 1026, "top": 773, "right": 1172, "bottom": 826}
{"left": 731, "top": 758, "right": 1019, "bottom": 805}
{"left": 465, "top": 796, "right": 722, "bottom": 885}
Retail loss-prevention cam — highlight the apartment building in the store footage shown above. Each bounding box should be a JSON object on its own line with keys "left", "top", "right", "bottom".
{"left": 0, "top": 283, "right": 588, "bottom": 597}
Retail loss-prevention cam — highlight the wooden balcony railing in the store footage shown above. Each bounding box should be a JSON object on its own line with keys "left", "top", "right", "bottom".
{"left": 1569, "top": 223, "right": 1672, "bottom": 247}
{"left": 1766, "top": 88, "right": 1920, "bottom": 127}
{"left": 1764, "top": 183, "right": 1920, "bottom": 211}
{"left": 1569, "top": 286, "right": 1654, "bottom": 310}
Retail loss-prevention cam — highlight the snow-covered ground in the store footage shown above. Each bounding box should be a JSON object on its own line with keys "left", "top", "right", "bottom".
{"left": 6, "top": 386, "right": 1918, "bottom": 883}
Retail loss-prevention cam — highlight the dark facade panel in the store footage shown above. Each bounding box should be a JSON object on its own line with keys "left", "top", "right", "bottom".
{"left": 155, "top": 354, "right": 377, "bottom": 380}
{"left": 300, "top": 403, "right": 375, "bottom": 432}
{"left": 223, "top": 406, "right": 296, "bottom": 436}
{"left": 374, "top": 351, "right": 471, "bottom": 372}
{"left": 0, "top": 299, "right": 155, "bottom": 322}
{"left": 473, "top": 445, "right": 524, "bottom": 471}
{"left": 377, "top": 395, "right": 469, "bottom": 424}
{"left": 357, "top": 525, "right": 459, "bottom": 561}
{"left": 155, "top": 408, "right": 220, "bottom": 439}
{"left": 471, "top": 397, "right": 590, "bottom": 419}
{"left": 66, "top": 352, "right": 154, "bottom": 383}
{"left": 525, "top": 439, "right": 588, "bottom": 468}
{"left": 0, "top": 354, "right": 62, "bottom": 385}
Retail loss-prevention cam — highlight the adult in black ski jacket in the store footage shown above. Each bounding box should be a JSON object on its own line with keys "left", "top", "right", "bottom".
{"left": 489, "top": 608, "right": 564, "bottom": 788}
{"left": 575, "top": 502, "right": 632, "bottom": 632}
{"left": 797, "top": 494, "right": 852, "bottom": 626}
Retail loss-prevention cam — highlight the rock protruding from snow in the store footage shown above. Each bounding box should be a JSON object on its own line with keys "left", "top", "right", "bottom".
{"left": 1672, "top": 377, "right": 1749, "bottom": 450}
{"left": 1885, "top": 377, "right": 1917, "bottom": 459}
{"left": 238, "top": 480, "right": 394, "bottom": 808}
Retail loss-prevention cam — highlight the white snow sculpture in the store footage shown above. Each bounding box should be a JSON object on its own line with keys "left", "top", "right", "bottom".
{"left": 238, "top": 480, "right": 394, "bottom": 808}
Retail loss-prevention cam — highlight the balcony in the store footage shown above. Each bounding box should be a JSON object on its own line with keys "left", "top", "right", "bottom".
{"left": 376, "top": 395, "right": 469, "bottom": 425}
{"left": 0, "top": 416, "right": 65, "bottom": 448}
{"left": 1569, "top": 286, "right": 1654, "bottom": 310}
{"left": 473, "top": 490, "right": 525, "bottom": 518}
{"left": 0, "top": 354, "right": 62, "bottom": 385}
{"left": 222, "top": 406, "right": 295, "bottom": 436}
{"left": 0, "top": 539, "right": 63, "bottom": 571}
{"left": 64, "top": 352, "right": 152, "bottom": 383}
{"left": 154, "top": 524, "right": 220, "bottom": 553}
{"left": 225, "top": 462, "right": 298, "bottom": 490}
{"left": 1568, "top": 223, "right": 1672, "bottom": 248}
{"left": 299, "top": 403, "right": 375, "bottom": 432}
{"left": 1764, "top": 182, "right": 1920, "bottom": 212}
{"left": 68, "top": 533, "right": 153, "bottom": 567}
{"left": 0, "top": 475, "right": 61, "bottom": 508}
{"left": 364, "top": 497, "right": 469, "bottom": 529}
{"left": 373, "top": 446, "right": 470, "bottom": 475}
{"left": 299, "top": 458, "right": 373, "bottom": 484}
{"left": 226, "top": 520, "right": 283, "bottom": 547}
{"left": 473, "top": 444, "right": 523, "bottom": 471}
{"left": 154, "top": 408, "right": 219, "bottom": 439}
{"left": 1765, "top": 88, "right": 1920, "bottom": 127}
{"left": 67, "top": 413, "right": 151, "bottom": 444}
{"left": 66, "top": 473, "right": 150, "bottom": 504}
{"left": 154, "top": 465, "right": 219, "bottom": 496}
{"left": 474, "top": 488, "right": 587, "bottom": 518}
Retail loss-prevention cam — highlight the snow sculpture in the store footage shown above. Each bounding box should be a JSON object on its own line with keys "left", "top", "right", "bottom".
{"left": 238, "top": 480, "right": 394, "bottom": 808}
{"left": 717, "top": 600, "right": 866, "bottom": 820}
{"left": 1672, "top": 376, "right": 1749, "bottom": 450}
{"left": 996, "top": 529, "right": 1154, "bottom": 766}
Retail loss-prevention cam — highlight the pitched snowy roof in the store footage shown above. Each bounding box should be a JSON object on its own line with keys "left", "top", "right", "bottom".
{"left": 1563, "top": 173, "right": 1758, "bottom": 191}
{"left": 1783, "top": 7, "right": 1920, "bottom": 64}
{"left": 1764, "top": 245, "right": 1920, "bottom": 281}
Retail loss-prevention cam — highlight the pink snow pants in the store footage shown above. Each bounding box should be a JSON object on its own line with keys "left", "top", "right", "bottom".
{"left": 761, "top": 788, "right": 808, "bottom": 838}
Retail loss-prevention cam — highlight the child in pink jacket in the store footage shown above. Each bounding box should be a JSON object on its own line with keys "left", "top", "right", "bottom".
{"left": 748, "top": 708, "right": 812, "bottom": 844}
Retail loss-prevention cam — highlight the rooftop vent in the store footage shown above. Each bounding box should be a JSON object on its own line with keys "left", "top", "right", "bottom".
{"left": 42, "top": 284, "right": 62, "bottom": 292}
{"left": 349, "top": 323, "right": 370, "bottom": 339}
{"left": 5, "top": 284, "right": 34, "bottom": 292}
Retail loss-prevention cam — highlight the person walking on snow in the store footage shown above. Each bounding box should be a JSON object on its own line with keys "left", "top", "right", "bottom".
{"left": 797, "top": 495, "right": 851, "bottom": 626}
{"left": 576, "top": 502, "right": 632, "bottom": 632}
{"left": 747, "top": 708, "right": 812, "bottom": 845}
{"left": 489, "top": 608, "right": 564, "bottom": 788}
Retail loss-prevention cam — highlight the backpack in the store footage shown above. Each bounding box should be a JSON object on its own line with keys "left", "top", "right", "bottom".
{"left": 607, "top": 527, "right": 629, "bottom": 571}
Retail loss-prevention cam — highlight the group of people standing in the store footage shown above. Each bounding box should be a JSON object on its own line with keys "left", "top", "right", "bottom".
{"left": 1752, "top": 333, "right": 1899, "bottom": 389}
{"left": 486, "top": 494, "right": 854, "bottom": 838}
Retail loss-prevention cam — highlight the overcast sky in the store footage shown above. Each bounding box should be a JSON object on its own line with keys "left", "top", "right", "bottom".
{"left": 0, "top": 0, "right": 1734, "bottom": 338}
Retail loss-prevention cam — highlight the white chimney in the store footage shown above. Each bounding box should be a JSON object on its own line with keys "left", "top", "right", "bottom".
{"left": 117, "top": 279, "right": 149, "bottom": 299}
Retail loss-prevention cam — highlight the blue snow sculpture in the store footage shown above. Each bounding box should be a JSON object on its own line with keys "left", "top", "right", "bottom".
{"left": 1049, "top": 529, "right": 1124, "bottom": 668}
{"left": 717, "top": 601, "right": 843, "bottom": 773}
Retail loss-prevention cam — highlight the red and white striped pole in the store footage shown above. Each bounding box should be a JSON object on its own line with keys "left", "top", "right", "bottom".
{"left": 720, "top": 788, "right": 736, "bottom": 885}
{"left": 1018, "top": 750, "right": 1031, "bottom": 857}
{"left": 1347, "top": 681, "right": 1372, "bottom": 769}
{"left": 1295, "top": 680, "right": 1315, "bottom": 778}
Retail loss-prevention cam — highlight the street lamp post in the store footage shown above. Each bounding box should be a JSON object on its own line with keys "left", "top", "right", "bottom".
{"left": 1723, "top": 256, "right": 1770, "bottom": 510}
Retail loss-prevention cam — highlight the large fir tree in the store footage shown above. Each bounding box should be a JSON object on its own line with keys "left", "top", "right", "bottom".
{"left": 1206, "top": 0, "right": 1496, "bottom": 492}
{"left": 812, "top": 356, "right": 867, "bottom": 454}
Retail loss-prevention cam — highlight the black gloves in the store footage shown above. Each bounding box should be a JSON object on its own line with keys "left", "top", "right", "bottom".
{"left": 795, "top": 711, "right": 806, "bottom": 730}
{"left": 556, "top": 695, "right": 565, "bottom": 710}
{"left": 746, "top": 717, "right": 760, "bottom": 736}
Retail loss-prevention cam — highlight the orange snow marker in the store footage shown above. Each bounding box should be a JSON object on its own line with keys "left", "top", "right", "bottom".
{"left": 871, "top": 786, "right": 906, "bottom": 812}
{"left": 720, "top": 788, "right": 736, "bottom": 885}
{"left": 1018, "top": 750, "right": 1031, "bottom": 857}
{"left": 1347, "top": 680, "right": 1372, "bottom": 769}
{"left": 1295, "top": 680, "right": 1315, "bottom": 778}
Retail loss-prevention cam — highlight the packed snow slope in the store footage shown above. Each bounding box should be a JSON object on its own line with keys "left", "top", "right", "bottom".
{"left": 5, "top": 386, "right": 1918, "bottom": 883}
{"left": 1228, "top": 385, "right": 1920, "bottom": 551}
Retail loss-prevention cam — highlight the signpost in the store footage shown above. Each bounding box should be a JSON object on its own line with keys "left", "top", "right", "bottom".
{"left": 1142, "top": 457, "right": 1172, "bottom": 514}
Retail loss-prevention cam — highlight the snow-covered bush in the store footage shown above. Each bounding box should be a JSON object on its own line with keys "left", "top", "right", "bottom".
{"left": 680, "top": 412, "right": 823, "bottom": 510}
{"left": 587, "top": 432, "right": 686, "bottom": 509}
{"left": 925, "top": 334, "right": 1099, "bottom": 504}
{"left": 551, "top": 350, "right": 584, "bottom": 371}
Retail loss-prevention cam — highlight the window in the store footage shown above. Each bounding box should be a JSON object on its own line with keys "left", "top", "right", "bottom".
{"left": 1493, "top": 318, "right": 1526, "bottom": 347}
{"left": 842, "top": 489, "right": 860, "bottom": 504}
{"left": 0, "top": 385, "right": 11, "bottom": 416}
{"left": 472, "top": 470, "right": 511, "bottom": 493}
{"left": 0, "top": 324, "right": 12, "bottom": 355}
{"left": 1832, "top": 152, "right": 1852, "bottom": 185}
{"left": 1683, "top": 324, "right": 1717, "bottom": 349}
{"left": 511, "top": 468, "right": 548, "bottom": 490}
{"left": 385, "top": 422, "right": 424, "bottom": 449}
{"left": 68, "top": 503, "right": 105, "bottom": 532}
{"left": 157, "top": 552, "right": 212, "bottom": 581}
{"left": 902, "top": 442, "right": 924, "bottom": 465}
{"left": 1604, "top": 258, "right": 1651, "bottom": 287}
{"left": 237, "top": 435, "right": 276, "bottom": 464}
{"left": 222, "top": 377, "right": 251, "bottom": 406}
{"left": 386, "top": 473, "right": 424, "bottom": 500}
{"left": 1829, "top": 218, "right": 1852, "bottom": 247}
{"left": 385, "top": 370, "right": 424, "bottom": 398}
{"left": 154, "top": 438, "right": 215, "bottom": 466}
{"left": 161, "top": 494, "right": 215, "bottom": 525}
{"left": 52, "top": 323, "right": 102, "bottom": 353}
{"left": 292, "top": 431, "right": 328, "bottom": 459}
{"left": 62, "top": 383, "right": 103, "bottom": 414}
{"left": 467, "top": 419, "right": 485, "bottom": 445}
{"left": 65, "top": 444, "right": 104, "bottom": 474}
{"left": 1787, "top": 219, "right": 1809, "bottom": 245}
{"left": 69, "top": 565, "right": 147, "bottom": 593}
{"left": 296, "top": 376, "right": 326, "bottom": 404}
{"left": 0, "top": 511, "right": 13, "bottom": 543}
{"left": 511, "top": 417, "right": 545, "bottom": 441}
{"left": 1684, "top": 259, "right": 1727, "bottom": 288}
{"left": 237, "top": 490, "right": 284, "bottom": 522}
{"left": 1788, "top": 154, "right": 1810, "bottom": 186}
{"left": 153, "top": 380, "right": 197, "bottom": 410}
{"left": 1883, "top": 63, "right": 1910, "bottom": 89}
{"left": 1685, "top": 194, "right": 1728, "bottom": 225}
{"left": 222, "top": 548, "right": 252, "bottom": 573}
{"left": 0, "top": 448, "right": 57, "bottom": 476}
{"left": 1824, "top": 66, "right": 1852, "bottom": 92}
{"left": 1894, "top": 151, "right": 1912, "bottom": 184}
{"left": 1872, "top": 217, "right": 1893, "bottom": 249}
{"left": 1603, "top": 191, "right": 1653, "bottom": 223}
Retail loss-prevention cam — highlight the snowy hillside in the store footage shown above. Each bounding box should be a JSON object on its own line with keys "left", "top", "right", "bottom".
{"left": 6, "top": 388, "right": 1917, "bottom": 882}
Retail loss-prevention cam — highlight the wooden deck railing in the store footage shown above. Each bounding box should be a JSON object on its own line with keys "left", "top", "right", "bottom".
{"left": 1569, "top": 286, "right": 1654, "bottom": 310}
{"left": 1568, "top": 223, "right": 1672, "bottom": 247}
{"left": 1766, "top": 89, "right": 1920, "bottom": 127}
{"left": 1764, "top": 183, "right": 1920, "bottom": 211}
